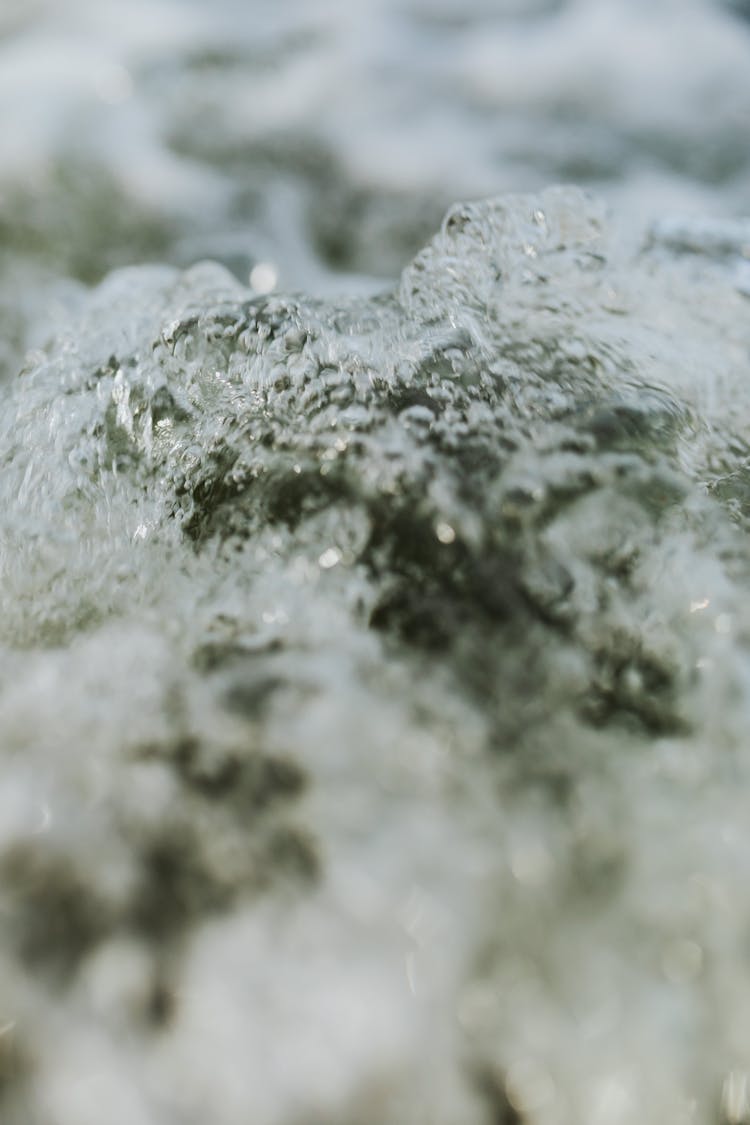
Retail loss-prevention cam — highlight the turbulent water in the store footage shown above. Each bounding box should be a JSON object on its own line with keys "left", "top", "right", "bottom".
{"left": 2, "top": 3, "right": 750, "bottom": 1125}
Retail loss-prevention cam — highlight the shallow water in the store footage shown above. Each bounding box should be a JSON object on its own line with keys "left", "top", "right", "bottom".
{"left": 2, "top": 4, "right": 750, "bottom": 1125}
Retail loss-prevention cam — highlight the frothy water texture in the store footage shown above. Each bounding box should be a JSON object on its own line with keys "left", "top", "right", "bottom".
{"left": 2, "top": 3, "right": 750, "bottom": 1125}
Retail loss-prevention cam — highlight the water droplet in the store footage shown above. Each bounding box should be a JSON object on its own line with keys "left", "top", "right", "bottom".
{"left": 318, "top": 548, "right": 340, "bottom": 570}
{"left": 249, "top": 262, "right": 278, "bottom": 294}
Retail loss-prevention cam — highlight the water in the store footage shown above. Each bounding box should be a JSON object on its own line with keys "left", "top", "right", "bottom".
{"left": 1, "top": 4, "right": 750, "bottom": 1124}
{"left": 1, "top": 0, "right": 749, "bottom": 316}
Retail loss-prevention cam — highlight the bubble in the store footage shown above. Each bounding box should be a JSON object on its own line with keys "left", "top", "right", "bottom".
{"left": 318, "top": 548, "right": 340, "bottom": 570}
{"left": 249, "top": 263, "right": 278, "bottom": 295}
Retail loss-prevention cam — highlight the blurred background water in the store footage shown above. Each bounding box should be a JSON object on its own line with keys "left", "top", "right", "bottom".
{"left": 1, "top": 0, "right": 749, "bottom": 375}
